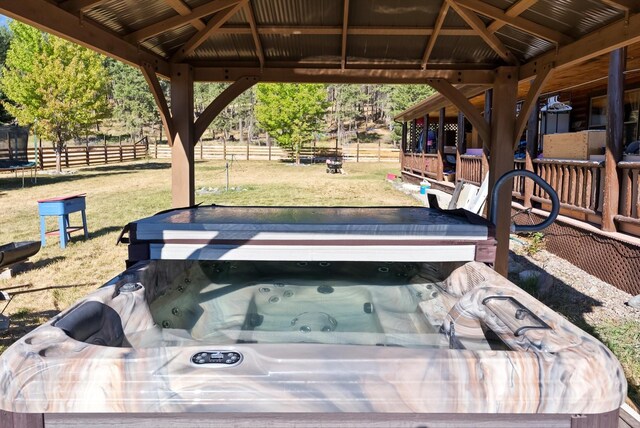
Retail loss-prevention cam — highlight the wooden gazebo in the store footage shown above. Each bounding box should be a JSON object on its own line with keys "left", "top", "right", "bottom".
{"left": 1, "top": 0, "right": 639, "bottom": 274}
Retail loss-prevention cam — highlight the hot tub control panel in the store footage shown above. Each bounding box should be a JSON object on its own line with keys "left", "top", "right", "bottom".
{"left": 191, "top": 351, "right": 242, "bottom": 366}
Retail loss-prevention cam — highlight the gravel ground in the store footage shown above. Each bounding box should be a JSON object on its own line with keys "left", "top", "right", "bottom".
{"left": 508, "top": 237, "right": 640, "bottom": 325}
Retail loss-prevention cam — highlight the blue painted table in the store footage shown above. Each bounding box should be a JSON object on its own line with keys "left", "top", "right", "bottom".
{"left": 37, "top": 194, "right": 89, "bottom": 249}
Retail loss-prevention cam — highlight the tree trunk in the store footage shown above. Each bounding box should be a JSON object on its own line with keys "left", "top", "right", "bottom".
{"left": 54, "top": 142, "right": 63, "bottom": 173}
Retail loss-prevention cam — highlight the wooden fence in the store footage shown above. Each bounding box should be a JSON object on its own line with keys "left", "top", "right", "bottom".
{"left": 457, "top": 155, "right": 484, "bottom": 185}
{"left": 1, "top": 138, "right": 149, "bottom": 170}
{"left": 155, "top": 141, "right": 400, "bottom": 162}
{"left": 617, "top": 162, "right": 640, "bottom": 226}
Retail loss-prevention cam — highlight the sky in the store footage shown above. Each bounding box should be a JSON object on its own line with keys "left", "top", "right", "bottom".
{"left": 0, "top": 16, "right": 7, "bottom": 27}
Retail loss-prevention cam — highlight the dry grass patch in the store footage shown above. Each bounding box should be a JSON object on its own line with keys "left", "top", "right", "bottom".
{"left": 0, "top": 159, "right": 413, "bottom": 351}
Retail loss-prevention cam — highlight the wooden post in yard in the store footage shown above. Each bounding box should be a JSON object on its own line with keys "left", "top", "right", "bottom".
{"left": 436, "top": 107, "right": 445, "bottom": 181}
{"left": 223, "top": 138, "right": 227, "bottom": 160}
{"left": 456, "top": 112, "right": 465, "bottom": 182}
{"left": 154, "top": 138, "right": 158, "bottom": 159}
{"left": 523, "top": 94, "right": 540, "bottom": 208}
{"left": 65, "top": 146, "right": 69, "bottom": 168}
{"left": 488, "top": 67, "right": 518, "bottom": 276}
{"left": 378, "top": 139, "right": 381, "bottom": 162}
{"left": 104, "top": 137, "right": 108, "bottom": 164}
{"left": 170, "top": 63, "right": 195, "bottom": 207}
{"left": 246, "top": 134, "right": 250, "bottom": 160}
{"left": 602, "top": 48, "right": 626, "bottom": 232}
{"left": 200, "top": 141, "right": 204, "bottom": 160}
{"left": 86, "top": 143, "right": 90, "bottom": 165}
{"left": 356, "top": 141, "right": 360, "bottom": 162}
{"left": 119, "top": 140, "right": 123, "bottom": 162}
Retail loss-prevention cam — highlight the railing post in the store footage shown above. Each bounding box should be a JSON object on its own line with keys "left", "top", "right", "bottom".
{"left": 602, "top": 48, "right": 626, "bottom": 232}
{"left": 523, "top": 95, "right": 540, "bottom": 208}
{"left": 482, "top": 89, "right": 493, "bottom": 181}
{"left": 436, "top": 107, "right": 445, "bottom": 181}
{"left": 456, "top": 112, "right": 465, "bottom": 182}
{"left": 64, "top": 145, "right": 69, "bottom": 168}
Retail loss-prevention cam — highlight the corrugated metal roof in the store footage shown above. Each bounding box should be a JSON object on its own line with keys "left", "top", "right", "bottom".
{"left": 48, "top": 0, "right": 631, "bottom": 71}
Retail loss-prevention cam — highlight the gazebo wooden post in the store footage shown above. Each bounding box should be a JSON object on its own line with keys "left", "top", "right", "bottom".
{"left": 170, "top": 64, "right": 195, "bottom": 207}
{"left": 437, "top": 107, "right": 445, "bottom": 181}
{"left": 482, "top": 89, "right": 492, "bottom": 181}
{"left": 456, "top": 111, "right": 465, "bottom": 182}
{"left": 488, "top": 67, "right": 518, "bottom": 276}
{"left": 523, "top": 96, "right": 540, "bottom": 208}
{"left": 602, "top": 47, "right": 626, "bottom": 232}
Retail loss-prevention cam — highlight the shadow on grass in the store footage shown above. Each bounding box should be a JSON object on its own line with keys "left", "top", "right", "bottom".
{"left": 8, "top": 256, "right": 65, "bottom": 276}
{"left": 509, "top": 251, "right": 639, "bottom": 407}
{"left": 0, "top": 309, "right": 60, "bottom": 352}
{"left": 0, "top": 162, "right": 169, "bottom": 191}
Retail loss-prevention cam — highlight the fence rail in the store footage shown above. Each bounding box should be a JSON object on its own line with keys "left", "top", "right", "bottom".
{"left": 20, "top": 138, "right": 149, "bottom": 170}
{"left": 155, "top": 142, "right": 400, "bottom": 162}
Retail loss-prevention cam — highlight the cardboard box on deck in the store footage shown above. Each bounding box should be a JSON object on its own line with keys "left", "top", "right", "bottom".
{"left": 543, "top": 130, "right": 605, "bottom": 160}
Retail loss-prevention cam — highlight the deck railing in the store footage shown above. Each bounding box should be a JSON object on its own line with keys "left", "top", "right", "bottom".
{"left": 617, "top": 162, "right": 640, "bottom": 225}
{"left": 402, "top": 153, "right": 439, "bottom": 179}
{"left": 458, "top": 155, "right": 483, "bottom": 185}
{"left": 531, "top": 159, "right": 603, "bottom": 215}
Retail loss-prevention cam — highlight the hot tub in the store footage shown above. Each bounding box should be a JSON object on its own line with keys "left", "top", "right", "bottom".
{"left": 0, "top": 204, "right": 627, "bottom": 427}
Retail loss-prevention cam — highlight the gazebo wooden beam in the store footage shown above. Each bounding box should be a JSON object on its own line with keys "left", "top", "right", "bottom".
{"left": 421, "top": 2, "right": 449, "bottom": 69}
{"left": 140, "top": 63, "right": 175, "bottom": 146}
{"left": 601, "top": 0, "right": 636, "bottom": 12}
{"left": 454, "top": 0, "right": 572, "bottom": 45}
{"left": 0, "top": 0, "right": 171, "bottom": 77}
{"left": 194, "top": 67, "right": 496, "bottom": 84}
{"left": 194, "top": 76, "right": 258, "bottom": 143}
{"left": 244, "top": 2, "right": 265, "bottom": 68}
{"left": 341, "top": 0, "right": 350, "bottom": 69}
{"left": 520, "top": 11, "right": 640, "bottom": 80}
{"left": 125, "top": 0, "right": 243, "bottom": 43}
{"left": 171, "top": 1, "right": 246, "bottom": 62}
{"left": 58, "top": 0, "right": 107, "bottom": 13}
{"left": 164, "top": 0, "right": 206, "bottom": 31}
{"left": 447, "top": 0, "right": 517, "bottom": 65}
{"left": 487, "top": 0, "right": 538, "bottom": 34}
{"left": 513, "top": 63, "right": 554, "bottom": 148}
{"left": 427, "top": 79, "right": 490, "bottom": 143}
{"left": 214, "top": 26, "right": 477, "bottom": 36}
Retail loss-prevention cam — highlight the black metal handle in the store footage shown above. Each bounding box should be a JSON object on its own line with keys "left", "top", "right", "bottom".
{"left": 489, "top": 170, "right": 560, "bottom": 233}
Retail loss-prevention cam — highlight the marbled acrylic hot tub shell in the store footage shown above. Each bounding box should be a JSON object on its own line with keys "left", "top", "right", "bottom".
{"left": 0, "top": 260, "right": 626, "bottom": 415}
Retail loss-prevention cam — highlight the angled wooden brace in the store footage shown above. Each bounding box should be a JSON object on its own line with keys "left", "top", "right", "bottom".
{"left": 513, "top": 63, "right": 554, "bottom": 149}
{"left": 140, "top": 63, "right": 175, "bottom": 146}
{"left": 428, "top": 79, "right": 491, "bottom": 144}
{"left": 194, "top": 76, "right": 259, "bottom": 143}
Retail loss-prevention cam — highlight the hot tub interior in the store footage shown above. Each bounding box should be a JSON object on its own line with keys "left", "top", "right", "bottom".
{"left": 58, "top": 260, "right": 514, "bottom": 351}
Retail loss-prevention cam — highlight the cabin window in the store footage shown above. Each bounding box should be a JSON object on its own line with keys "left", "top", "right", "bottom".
{"left": 589, "top": 88, "right": 640, "bottom": 147}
